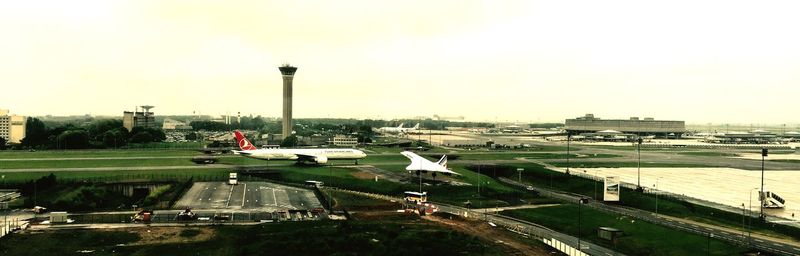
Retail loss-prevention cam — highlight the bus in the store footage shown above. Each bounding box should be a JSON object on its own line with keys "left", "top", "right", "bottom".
{"left": 229, "top": 173, "right": 238, "bottom": 185}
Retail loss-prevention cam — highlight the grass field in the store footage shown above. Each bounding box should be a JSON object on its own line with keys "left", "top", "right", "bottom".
{"left": 676, "top": 151, "right": 740, "bottom": 157}
{"left": 548, "top": 161, "right": 712, "bottom": 168}
{"left": 0, "top": 149, "right": 201, "bottom": 159}
{"left": 481, "top": 162, "right": 800, "bottom": 241}
{"left": 503, "top": 205, "right": 748, "bottom": 255}
{"left": 0, "top": 221, "right": 511, "bottom": 256}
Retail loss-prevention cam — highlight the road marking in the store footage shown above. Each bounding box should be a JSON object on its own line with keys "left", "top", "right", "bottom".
{"left": 272, "top": 188, "right": 278, "bottom": 206}
{"left": 225, "top": 184, "right": 235, "bottom": 207}
{"left": 773, "top": 243, "right": 784, "bottom": 247}
{"left": 241, "top": 183, "right": 247, "bottom": 207}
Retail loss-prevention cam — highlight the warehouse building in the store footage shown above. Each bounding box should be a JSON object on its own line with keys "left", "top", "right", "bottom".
{"left": 565, "top": 114, "right": 685, "bottom": 138}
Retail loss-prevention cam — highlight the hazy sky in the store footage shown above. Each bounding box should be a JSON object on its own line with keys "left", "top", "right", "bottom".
{"left": 2, "top": 1, "right": 799, "bottom": 124}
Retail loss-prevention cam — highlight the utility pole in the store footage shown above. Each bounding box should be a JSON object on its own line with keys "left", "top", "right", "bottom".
{"left": 577, "top": 197, "right": 589, "bottom": 252}
{"left": 566, "top": 134, "right": 571, "bottom": 173}
{"left": 760, "top": 148, "right": 767, "bottom": 219}
{"left": 636, "top": 137, "right": 643, "bottom": 191}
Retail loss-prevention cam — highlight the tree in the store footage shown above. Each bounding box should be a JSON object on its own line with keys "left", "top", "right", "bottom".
{"left": 102, "top": 130, "right": 127, "bottom": 148}
{"left": 280, "top": 135, "right": 298, "bottom": 147}
{"left": 130, "top": 127, "right": 165, "bottom": 142}
{"left": 20, "top": 117, "right": 49, "bottom": 148}
{"left": 0, "top": 137, "right": 6, "bottom": 150}
{"left": 88, "top": 119, "right": 124, "bottom": 141}
{"left": 56, "top": 130, "right": 90, "bottom": 149}
{"left": 185, "top": 132, "right": 199, "bottom": 141}
{"left": 130, "top": 132, "right": 153, "bottom": 143}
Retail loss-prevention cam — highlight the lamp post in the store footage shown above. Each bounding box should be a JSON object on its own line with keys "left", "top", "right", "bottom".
{"left": 636, "top": 137, "right": 643, "bottom": 191}
{"left": 577, "top": 197, "right": 590, "bottom": 252}
{"left": 741, "top": 203, "right": 746, "bottom": 245}
{"left": 760, "top": 148, "right": 768, "bottom": 220}
{"left": 654, "top": 176, "right": 662, "bottom": 214}
{"left": 748, "top": 187, "right": 758, "bottom": 242}
{"left": 566, "top": 134, "right": 571, "bottom": 173}
{"left": 594, "top": 170, "right": 598, "bottom": 200}
{"left": 517, "top": 168, "right": 524, "bottom": 183}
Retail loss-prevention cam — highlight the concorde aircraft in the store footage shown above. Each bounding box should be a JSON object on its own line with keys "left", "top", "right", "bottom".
{"left": 232, "top": 130, "right": 366, "bottom": 164}
{"left": 401, "top": 151, "right": 460, "bottom": 177}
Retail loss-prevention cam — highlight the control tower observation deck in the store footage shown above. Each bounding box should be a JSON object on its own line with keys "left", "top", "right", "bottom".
{"left": 279, "top": 64, "right": 297, "bottom": 139}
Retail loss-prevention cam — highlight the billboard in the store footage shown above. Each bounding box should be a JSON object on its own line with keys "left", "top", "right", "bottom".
{"left": 604, "top": 176, "right": 620, "bottom": 202}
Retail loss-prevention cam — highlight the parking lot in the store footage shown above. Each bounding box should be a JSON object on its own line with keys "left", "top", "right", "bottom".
{"left": 174, "top": 181, "right": 323, "bottom": 211}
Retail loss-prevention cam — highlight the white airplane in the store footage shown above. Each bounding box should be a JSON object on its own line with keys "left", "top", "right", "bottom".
{"left": 232, "top": 130, "right": 367, "bottom": 164}
{"left": 401, "top": 151, "right": 460, "bottom": 177}
{"left": 376, "top": 123, "right": 420, "bottom": 134}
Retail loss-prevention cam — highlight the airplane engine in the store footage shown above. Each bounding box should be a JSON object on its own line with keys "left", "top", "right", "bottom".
{"left": 314, "top": 156, "right": 329, "bottom": 164}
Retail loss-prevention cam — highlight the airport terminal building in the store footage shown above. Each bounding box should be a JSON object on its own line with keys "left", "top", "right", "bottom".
{"left": 565, "top": 114, "right": 685, "bottom": 138}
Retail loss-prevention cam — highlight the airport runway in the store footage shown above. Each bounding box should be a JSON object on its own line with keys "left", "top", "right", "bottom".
{"left": 174, "top": 181, "right": 323, "bottom": 211}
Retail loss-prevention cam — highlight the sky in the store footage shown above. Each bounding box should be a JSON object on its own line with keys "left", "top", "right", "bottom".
{"left": 2, "top": 1, "right": 799, "bottom": 124}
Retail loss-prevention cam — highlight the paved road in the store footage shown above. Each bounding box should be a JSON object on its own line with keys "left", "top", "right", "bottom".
{"left": 498, "top": 177, "right": 800, "bottom": 256}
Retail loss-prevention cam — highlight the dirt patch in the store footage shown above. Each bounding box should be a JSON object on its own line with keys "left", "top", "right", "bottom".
{"left": 128, "top": 227, "right": 215, "bottom": 245}
{"left": 423, "top": 214, "right": 553, "bottom": 256}
{"left": 350, "top": 171, "right": 376, "bottom": 180}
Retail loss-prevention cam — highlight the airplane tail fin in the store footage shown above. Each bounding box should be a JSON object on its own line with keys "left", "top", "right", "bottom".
{"left": 398, "top": 123, "right": 405, "bottom": 128}
{"left": 413, "top": 123, "right": 420, "bottom": 129}
{"left": 233, "top": 130, "right": 257, "bottom": 151}
{"left": 436, "top": 155, "right": 448, "bottom": 169}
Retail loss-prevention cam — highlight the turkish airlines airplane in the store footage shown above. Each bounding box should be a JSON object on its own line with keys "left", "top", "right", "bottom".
{"left": 376, "top": 123, "right": 420, "bottom": 134}
{"left": 232, "top": 130, "right": 367, "bottom": 164}
{"left": 401, "top": 151, "right": 460, "bottom": 177}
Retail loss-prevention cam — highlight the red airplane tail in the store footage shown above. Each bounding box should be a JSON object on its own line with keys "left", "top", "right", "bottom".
{"left": 233, "top": 130, "right": 257, "bottom": 151}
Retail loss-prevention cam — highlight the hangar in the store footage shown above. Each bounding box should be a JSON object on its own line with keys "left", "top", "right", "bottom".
{"left": 565, "top": 114, "right": 685, "bottom": 138}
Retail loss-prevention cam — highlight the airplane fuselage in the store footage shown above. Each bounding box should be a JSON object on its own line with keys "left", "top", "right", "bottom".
{"left": 237, "top": 148, "right": 366, "bottom": 161}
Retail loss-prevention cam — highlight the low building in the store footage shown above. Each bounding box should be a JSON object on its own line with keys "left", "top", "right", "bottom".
{"left": 332, "top": 135, "right": 358, "bottom": 147}
{"left": 566, "top": 114, "right": 685, "bottom": 138}
{"left": 0, "top": 109, "right": 26, "bottom": 144}
{"left": 162, "top": 119, "right": 193, "bottom": 130}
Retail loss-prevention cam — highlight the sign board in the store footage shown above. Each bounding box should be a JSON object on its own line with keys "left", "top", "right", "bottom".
{"left": 604, "top": 176, "right": 620, "bottom": 202}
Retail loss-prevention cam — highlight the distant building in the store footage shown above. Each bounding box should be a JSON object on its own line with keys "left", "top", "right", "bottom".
{"left": 123, "top": 109, "right": 156, "bottom": 132}
{"left": 565, "top": 114, "right": 685, "bottom": 138}
{"left": 0, "top": 109, "right": 26, "bottom": 144}
{"left": 162, "top": 119, "right": 193, "bottom": 130}
{"left": 332, "top": 135, "right": 358, "bottom": 147}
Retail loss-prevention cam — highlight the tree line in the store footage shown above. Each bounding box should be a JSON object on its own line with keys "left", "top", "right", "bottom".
{"left": 18, "top": 117, "right": 166, "bottom": 149}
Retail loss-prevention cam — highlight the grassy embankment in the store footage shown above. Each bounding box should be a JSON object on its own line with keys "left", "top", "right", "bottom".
{"left": 0, "top": 221, "right": 509, "bottom": 256}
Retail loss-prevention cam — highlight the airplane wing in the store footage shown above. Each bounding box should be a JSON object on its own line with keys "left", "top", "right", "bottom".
{"left": 401, "top": 151, "right": 425, "bottom": 170}
{"left": 294, "top": 153, "right": 328, "bottom": 164}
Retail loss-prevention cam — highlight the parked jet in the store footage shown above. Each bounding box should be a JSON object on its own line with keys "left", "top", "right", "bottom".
{"left": 401, "top": 151, "right": 459, "bottom": 177}
{"left": 376, "top": 123, "right": 420, "bottom": 134}
{"left": 232, "top": 130, "right": 366, "bottom": 164}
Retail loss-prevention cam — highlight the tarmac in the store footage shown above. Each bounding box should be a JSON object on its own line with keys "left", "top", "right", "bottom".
{"left": 173, "top": 181, "right": 323, "bottom": 211}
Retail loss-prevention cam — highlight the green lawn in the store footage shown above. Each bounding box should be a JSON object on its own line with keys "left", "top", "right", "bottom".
{"left": 548, "top": 161, "right": 712, "bottom": 168}
{"left": 0, "top": 149, "right": 201, "bottom": 159}
{"left": 503, "top": 205, "right": 748, "bottom": 255}
{"left": 676, "top": 151, "right": 740, "bottom": 157}
{"left": 482, "top": 162, "right": 800, "bottom": 241}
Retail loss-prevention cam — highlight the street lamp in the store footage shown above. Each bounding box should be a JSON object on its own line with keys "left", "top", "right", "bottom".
{"left": 748, "top": 187, "right": 758, "bottom": 241}
{"left": 636, "top": 137, "right": 643, "bottom": 192}
{"left": 741, "top": 203, "right": 746, "bottom": 245}
{"left": 517, "top": 168, "right": 524, "bottom": 183}
{"left": 760, "top": 148, "right": 768, "bottom": 220}
{"left": 577, "top": 197, "right": 590, "bottom": 252}
{"left": 654, "top": 176, "right": 663, "bottom": 215}
{"left": 566, "top": 134, "right": 571, "bottom": 174}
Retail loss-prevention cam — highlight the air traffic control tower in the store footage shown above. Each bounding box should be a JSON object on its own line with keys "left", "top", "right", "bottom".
{"left": 279, "top": 64, "right": 298, "bottom": 139}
